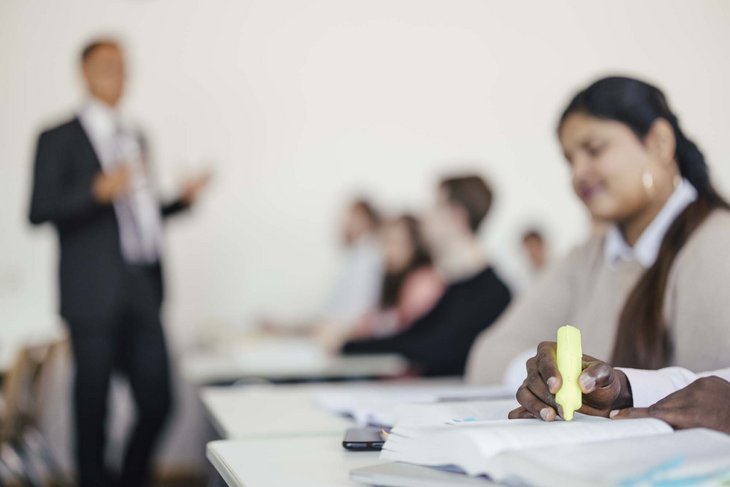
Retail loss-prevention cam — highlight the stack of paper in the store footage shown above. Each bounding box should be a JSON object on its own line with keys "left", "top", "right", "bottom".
{"left": 313, "top": 384, "right": 511, "bottom": 426}
{"left": 389, "top": 398, "right": 518, "bottom": 427}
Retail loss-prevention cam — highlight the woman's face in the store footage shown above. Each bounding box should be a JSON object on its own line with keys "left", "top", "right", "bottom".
{"left": 382, "top": 221, "right": 415, "bottom": 272}
{"left": 559, "top": 112, "right": 670, "bottom": 224}
{"left": 422, "top": 187, "right": 458, "bottom": 252}
{"left": 342, "top": 206, "right": 371, "bottom": 246}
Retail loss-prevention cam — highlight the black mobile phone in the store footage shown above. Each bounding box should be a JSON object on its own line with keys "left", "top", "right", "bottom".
{"left": 342, "top": 427, "right": 386, "bottom": 451}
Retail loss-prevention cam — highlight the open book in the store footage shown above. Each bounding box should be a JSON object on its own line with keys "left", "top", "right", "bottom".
{"left": 381, "top": 411, "right": 674, "bottom": 476}
{"left": 354, "top": 428, "right": 730, "bottom": 487}
{"left": 389, "top": 398, "right": 518, "bottom": 427}
{"left": 483, "top": 428, "right": 730, "bottom": 486}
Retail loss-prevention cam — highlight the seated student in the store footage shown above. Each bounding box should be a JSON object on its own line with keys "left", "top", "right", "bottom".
{"left": 264, "top": 198, "right": 384, "bottom": 333}
{"left": 347, "top": 215, "right": 444, "bottom": 339}
{"left": 466, "top": 76, "right": 730, "bottom": 384}
{"left": 342, "top": 175, "right": 512, "bottom": 376}
{"left": 521, "top": 228, "right": 549, "bottom": 275}
{"left": 509, "top": 341, "right": 730, "bottom": 435}
{"left": 324, "top": 198, "right": 385, "bottom": 325}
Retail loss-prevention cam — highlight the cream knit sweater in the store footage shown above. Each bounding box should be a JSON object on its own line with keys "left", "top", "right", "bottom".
{"left": 466, "top": 209, "right": 730, "bottom": 384}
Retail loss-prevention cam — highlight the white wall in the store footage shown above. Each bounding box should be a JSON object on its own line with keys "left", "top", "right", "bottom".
{"left": 2, "top": 0, "right": 730, "bottom": 471}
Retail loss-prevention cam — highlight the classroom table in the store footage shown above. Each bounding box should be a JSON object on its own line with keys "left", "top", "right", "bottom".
{"left": 200, "top": 378, "right": 472, "bottom": 439}
{"left": 180, "top": 336, "right": 409, "bottom": 385}
{"left": 202, "top": 379, "right": 509, "bottom": 485}
{"left": 197, "top": 350, "right": 507, "bottom": 486}
{"left": 207, "top": 435, "right": 378, "bottom": 487}
{"left": 201, "top": 384, "right": 353, "bottom": 439}
{"left": 207, "top": 435, "right": 499, "bottom": 487}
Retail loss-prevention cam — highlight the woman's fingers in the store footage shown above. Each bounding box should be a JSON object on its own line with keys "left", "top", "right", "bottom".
{"left": 516, "top": 380, "right": 558, "bottom": 421}
{"left": 578, "top": 361, "right": 614, "bottom": 393}
{"left": 610, "top": 407, "right": 650, "bottom": 420}
{"left": 514, "top": 344, "right": 623, "bottom": 422}
{"left": 610, "top": 405, "right": 682, "bottom": 427}
{"left": 507, "top": 406, "right": 536, "bottom": 419}
{"left": 526, "top": 367, "right": 560, "bottom": 410}
{"left": 535, "top": 342, "right": 562, "bottom": 394}
{"left": 611, "top": 378, "right": 730, "bottom": 432}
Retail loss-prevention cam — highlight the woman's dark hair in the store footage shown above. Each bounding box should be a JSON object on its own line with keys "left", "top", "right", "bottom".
{"left": 351, "top": 198, "right": 381, "bottom": 229}
{"left": 380, "top": 215, "right": 433, "bottom": 308}
{"left": 559, "top": 76, "right": 729, "bottom": 369}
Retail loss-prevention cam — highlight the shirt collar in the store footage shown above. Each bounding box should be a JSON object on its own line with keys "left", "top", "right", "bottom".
{"left": 604, "top": 179, "right": 698, "bottom": 268}
{"left": 79, "top": 97, "right": 125, "bottom": 137}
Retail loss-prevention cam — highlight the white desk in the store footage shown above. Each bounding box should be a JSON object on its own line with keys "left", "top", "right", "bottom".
{"left": 181, "top": 337, "right": 408, "bottom": 384}
{"left": 203, "top": 380, "right": 506, "bottom": 486}
{"left": 201, "top": 384, "right": 353, "bottom": 439}
{"left": 207, "top": 435, "right": 499, "bottom": 487}
{"left": 207, "top": 435, "right": 381, "bottom": 487}
{"left": 201, "top": 379, "right": 471, "bottom": 439}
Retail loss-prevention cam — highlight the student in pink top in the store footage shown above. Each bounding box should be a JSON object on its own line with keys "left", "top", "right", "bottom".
{"left": 349, "top": 215, "right": 444, "bottom": 339}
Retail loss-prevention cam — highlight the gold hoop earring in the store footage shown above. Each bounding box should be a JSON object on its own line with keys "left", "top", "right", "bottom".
{"left": 642, "top": 169, "right": 655, "bottom": 195}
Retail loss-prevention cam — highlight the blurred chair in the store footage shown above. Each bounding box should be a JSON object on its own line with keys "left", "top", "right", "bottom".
{"left": 0, "top": 339, "right": 71, "bottom": 487}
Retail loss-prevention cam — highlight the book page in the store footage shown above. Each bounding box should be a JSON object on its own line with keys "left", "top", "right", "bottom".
{"left": 313, "top": 385, "right": 511, "bottom": 426}
{"left": 383, "top": 414, "right": 672, "bottom": 476}
{"left": 391, "top": 399, "right": 518, "bottom": 427}
{"left": 484, "top": 428, "right": 730, "bottom": 487}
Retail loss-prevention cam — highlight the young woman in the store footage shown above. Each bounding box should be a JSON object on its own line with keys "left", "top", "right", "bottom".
{"left": 467, "top": 76, "right": 730, "bottom": 383}
{"left": 348, "top": 214, "right": 443, "bottom": 339}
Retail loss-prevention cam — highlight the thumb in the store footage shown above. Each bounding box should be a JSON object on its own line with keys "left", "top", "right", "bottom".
{"left": 610, "top": 407, "right": 650, "bottom": 420}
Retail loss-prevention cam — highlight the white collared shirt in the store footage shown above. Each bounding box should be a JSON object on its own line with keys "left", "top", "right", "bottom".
{"left": 79, "top": 98, "right": 162, "bottom": 264}
{"left": 324, "top": 235, "right": 384, "bottom": 325}
{"left": 604, "top": 179, "right": 698, "bottom": 268}
{"left": 619, "top": 366, "right": 730, "bottom": 407}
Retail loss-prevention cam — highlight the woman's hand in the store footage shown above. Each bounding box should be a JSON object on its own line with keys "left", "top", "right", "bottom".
{"left": 508, "top": 341, "right": 633, "bottom": 421}
{"left": 611, "top": 376, "right": 730, "bottom": 434}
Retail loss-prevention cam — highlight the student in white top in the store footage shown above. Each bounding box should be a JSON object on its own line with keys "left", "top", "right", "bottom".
{"left": 263, "top": 198, "right": 384, "bottom": 335}
{"left": 322, "top": 199, "right": 384, "bottom": 325}
{"left": 510, "top": 341, "right": 730, "bottom": 435}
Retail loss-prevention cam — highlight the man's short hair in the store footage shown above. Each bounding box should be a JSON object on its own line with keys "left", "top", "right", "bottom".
{"left": 81, "top": 38, "right": 120, "bottom": 63}
{"left": 439, "top": 175, "right": 493, "bottom": 233}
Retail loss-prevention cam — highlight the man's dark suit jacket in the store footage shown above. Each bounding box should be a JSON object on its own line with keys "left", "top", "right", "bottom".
{"left": 29, "top": 117, "right": 187, "bottom": 324}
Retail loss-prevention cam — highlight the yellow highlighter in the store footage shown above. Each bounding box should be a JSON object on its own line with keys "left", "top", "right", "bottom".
{"left": 555, "top": 325, "right": 582, "bottom": 421}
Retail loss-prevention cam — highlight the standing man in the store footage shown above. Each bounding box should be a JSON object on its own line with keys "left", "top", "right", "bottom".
{"left": 28, "top": 39, "right": 209, "bottom": 487}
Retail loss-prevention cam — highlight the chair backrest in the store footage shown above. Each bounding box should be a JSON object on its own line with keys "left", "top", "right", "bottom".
{"left": 0, "top": 339, "right": 68, "bottom": 442}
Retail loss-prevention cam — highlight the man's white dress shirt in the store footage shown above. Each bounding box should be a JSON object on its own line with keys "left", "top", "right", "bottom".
{"left": 79, "top": 98, "right": 162, "bottom": 264}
